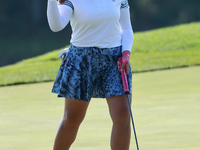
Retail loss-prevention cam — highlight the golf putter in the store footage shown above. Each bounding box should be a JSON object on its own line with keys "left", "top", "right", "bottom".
{"left": 118, "top": 57, "right": 139, "bottom": 150}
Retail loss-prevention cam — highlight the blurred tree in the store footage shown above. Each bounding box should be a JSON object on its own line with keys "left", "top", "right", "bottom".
{"left": 129, "top": 0, "right": 200, "bottom": 31}
{"left": 32, "top": 0, "right": 41, "bottom": 25}
{"left": 0, "top": 0, "right": 200, "bottom": 36}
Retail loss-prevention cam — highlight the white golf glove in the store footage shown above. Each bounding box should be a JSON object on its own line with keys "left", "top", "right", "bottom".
{"left": 57, "top": 48, "right": 69, "bottom": 60}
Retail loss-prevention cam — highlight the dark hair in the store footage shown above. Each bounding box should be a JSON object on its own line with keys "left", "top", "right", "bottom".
{"left": 57, "top": 0, "right": 65, "bottom": 3}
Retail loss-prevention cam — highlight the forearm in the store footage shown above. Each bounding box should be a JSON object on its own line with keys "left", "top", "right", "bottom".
{"left": 119, "top": 9, "right": 134, "bottom": 53}
{"left": 121, "top": 28, "right": 134, "bottom": 53}
{"left": 47, "top": 0, "right": 72, "bottom": 32}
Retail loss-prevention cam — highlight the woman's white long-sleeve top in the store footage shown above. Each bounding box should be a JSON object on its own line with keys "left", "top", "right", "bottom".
{"left": 47, "top": 0, "right": 134, "bottom": 52}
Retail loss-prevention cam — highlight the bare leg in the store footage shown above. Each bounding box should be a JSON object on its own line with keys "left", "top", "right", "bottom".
{"left": 53, "top": 98, "right": 89, "bottom": 150}
{"left": 106, "top": 94, "right": 132, "bottom": 150}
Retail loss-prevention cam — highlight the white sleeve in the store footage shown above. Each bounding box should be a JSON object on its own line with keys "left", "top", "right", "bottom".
{"left": 47, "top": 0, "right": 73, "bottom": 32}
{"left": 119, "top": 8, "right": 134, "bottom": 53}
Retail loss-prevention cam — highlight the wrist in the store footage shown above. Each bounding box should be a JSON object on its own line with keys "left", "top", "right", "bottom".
{"left": 122, "top": 51, "right": 130, "bottom": 66}
{"left": 123, "top": 50, "right": 131, "bottom": 54}
{"left": 122, "top": 51, "right": 130, "bottom": 57}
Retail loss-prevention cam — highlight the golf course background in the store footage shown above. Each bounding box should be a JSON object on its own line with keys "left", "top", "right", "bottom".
{"left": 0, "top": 67, "right": 199, "bottom": 150}
{"left": 0, "top": 22, "right": 200, "bottom": 149}
{"left": 0, "top": 22, "right": 200, "bottom": 86}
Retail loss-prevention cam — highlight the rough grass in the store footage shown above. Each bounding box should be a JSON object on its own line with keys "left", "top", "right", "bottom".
{"left": 0, "top": 66, "right": 200, "bottom": 150}
{"left": 131, "top": 22, "right": 200, "bottom": 72}
{"left": 0, "top": 22, "right": 200, "bottom": 86}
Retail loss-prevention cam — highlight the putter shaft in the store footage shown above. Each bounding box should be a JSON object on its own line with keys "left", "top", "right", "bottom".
{"left": 126, "top": 94, "right": 139, "bottom": 150}
{"left": 118, "top": 57, "right": 139, "bottom": 150}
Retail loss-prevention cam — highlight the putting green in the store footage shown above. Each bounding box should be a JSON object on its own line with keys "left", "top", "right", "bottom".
{"left": 0, "top": 66, "right": 200, "bottom": 150}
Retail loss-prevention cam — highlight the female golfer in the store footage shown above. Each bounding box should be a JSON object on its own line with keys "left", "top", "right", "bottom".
{"left": 47, "top": 0, "right": 134, "bottom": 149}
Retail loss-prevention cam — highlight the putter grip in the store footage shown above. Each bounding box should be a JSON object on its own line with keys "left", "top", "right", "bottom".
{"left": 118, "top": 57, "right": 130, "bottom": 94}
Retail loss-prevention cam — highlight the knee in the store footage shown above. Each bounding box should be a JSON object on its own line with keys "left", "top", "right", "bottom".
{"left": 62, "top": 112, "right": 85, "bottom": 127}
{"left": 111, "top": 106, "right": 130, "bottom": 125}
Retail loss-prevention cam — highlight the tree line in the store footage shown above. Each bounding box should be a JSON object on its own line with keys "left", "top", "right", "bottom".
{"left": 0, "top": 0, "right": 200, "bottom": 37}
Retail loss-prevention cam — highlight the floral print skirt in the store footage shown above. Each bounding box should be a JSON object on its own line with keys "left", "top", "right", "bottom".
{"left": 52, "top": 44, "right": 132, "bottom": 103}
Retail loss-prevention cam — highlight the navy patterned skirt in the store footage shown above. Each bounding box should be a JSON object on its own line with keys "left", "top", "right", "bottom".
{"left": 52, "top": 44, "right": 132, "bottom": 103}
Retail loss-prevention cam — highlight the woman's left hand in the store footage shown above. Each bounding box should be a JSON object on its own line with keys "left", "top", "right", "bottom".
{"left": 117, "top": 51, "right": 130, "bottom": 75}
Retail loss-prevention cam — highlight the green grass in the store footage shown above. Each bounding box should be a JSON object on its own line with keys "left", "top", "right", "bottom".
{"left": 131, "top": 22, "right": 200, "bottom": 72}
{"left": 0, "top": 22, "right": 200, "bottom": 86}
{"left": 0, "top": 66, "right": 200, "bottom": 150}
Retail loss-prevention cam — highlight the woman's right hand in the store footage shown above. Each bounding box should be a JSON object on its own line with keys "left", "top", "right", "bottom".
{"left": 57, "top": 0, "right": 65, "bottom": 3}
